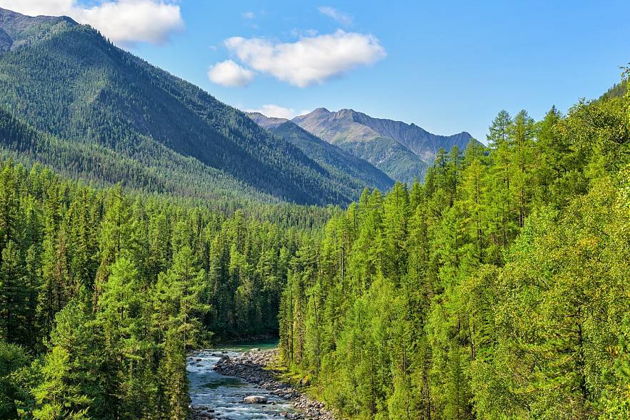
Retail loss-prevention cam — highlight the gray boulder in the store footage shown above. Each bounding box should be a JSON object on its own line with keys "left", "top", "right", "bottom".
{"left": 243, "top": 395, "right": 268, "bottom": 404}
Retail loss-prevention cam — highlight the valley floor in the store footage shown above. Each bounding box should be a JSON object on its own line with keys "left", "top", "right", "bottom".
{"left": 201, "top": 349, "right": 335, "bottom": 419}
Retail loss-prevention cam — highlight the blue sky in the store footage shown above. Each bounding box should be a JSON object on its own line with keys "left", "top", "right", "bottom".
{"left": 3, "top": 1, "right": 629, "bottom": 140}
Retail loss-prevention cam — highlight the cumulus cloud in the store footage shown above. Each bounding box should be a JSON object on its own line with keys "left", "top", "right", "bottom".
{"left": 0, "top": 0, "right": 74, "bottom": 16}
{"left": 208, "top": 60, "right": 255, "bottom": 87}
{"left": 78, "top": 1, "right": 183, "bottom": 45}
{"left": 246, "top": 104, "right": 304, "bottom": 119}
{"left": 318, "top": 6, "right": 352, "bottom": 26}
{"left": 224, "top": 30, "right": 385, "bottom": 87}
{"left": 242, "top": 11, "right": 255, "bottom": 19}
{"left": 0, "top": 0, "right": 183, "bottom": 45}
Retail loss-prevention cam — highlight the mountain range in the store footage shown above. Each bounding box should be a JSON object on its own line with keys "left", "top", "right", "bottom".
{"left": 292, "top": 108, "right": 476, "bottom": 183}
{"left": 247, "top": 112, "right": 394, "bottom": 192}
{"left": 0, "top": 7, "right": 386, "bottom": 206}
{"left": 0, "top": 7, "right": 473, "bottom": 205}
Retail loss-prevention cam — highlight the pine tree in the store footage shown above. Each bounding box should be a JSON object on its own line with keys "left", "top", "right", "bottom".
{"left": 33, "top": 299, "right": 104, "bottom": 420}
{"left": 508, "top": 110, "right": 535, "bottom": 227}
{"left": 0, "top": 241, "right": 26, "bottom": 344}
{"left": 94, "top": 186, "right": 137, "bottom": 302}
{"left": 0, "top": 340, "right": 29, "bottom": 419}
{"left": 96, "top": 257, "right": 157, "bottom": 418}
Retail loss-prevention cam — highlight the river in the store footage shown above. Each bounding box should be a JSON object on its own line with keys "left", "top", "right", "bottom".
{"left": 187, "top": 342, "right": 298, "bottom": 419}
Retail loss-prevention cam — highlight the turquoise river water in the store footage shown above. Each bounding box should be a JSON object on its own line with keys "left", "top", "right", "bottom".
{"left": 187, "top": 343, "right": 298, "bottom": 419}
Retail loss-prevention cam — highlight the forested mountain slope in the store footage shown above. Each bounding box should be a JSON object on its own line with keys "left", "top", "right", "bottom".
{"left": 0, "top": 6, "right": 627, "bottom": 420}
{"left": 293, "top": 108, "right": 477, "bottom": 182}
{"left": 248, "top": 112, "right": 394, "bottom": 193}
{"left": 280, "top": 77, "right": 630, "bottom": 419}
{"left": 0, "top": 8, "right": 370, "bottom": 206}
{"left": 0, "top": 107, "right": 280, "bottom": 205}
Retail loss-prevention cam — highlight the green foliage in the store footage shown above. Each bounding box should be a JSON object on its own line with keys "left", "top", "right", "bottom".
{"left": 0, "top": 10, "right": 628, "bottom": 419}
{"left": 33, "top": 299, "right": 101, "bottom": 420}
{"left": 280, "top": 81, "right": 630, "bottom": 419}
{"left": 0, "top": 341, "right": 28, "bottom": 419}
{"left": 0, "top": 157, "right": 326, "bottom": 418}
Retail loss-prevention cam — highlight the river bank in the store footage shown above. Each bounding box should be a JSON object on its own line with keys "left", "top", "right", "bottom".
{"left": 212, "top": 349, "right": 336, "bottom": 420}
{"left": 188, "top": 348, "right": 295, "bottom": 419}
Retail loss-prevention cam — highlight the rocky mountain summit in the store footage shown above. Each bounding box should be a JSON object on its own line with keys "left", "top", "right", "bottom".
{"left": 293, "top": 107, "right": 476, "bottom": 182}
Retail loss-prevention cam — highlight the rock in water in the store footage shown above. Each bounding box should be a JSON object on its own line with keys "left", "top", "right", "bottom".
{"left": 244, "top": 395, "right": 268, "bottom": 404}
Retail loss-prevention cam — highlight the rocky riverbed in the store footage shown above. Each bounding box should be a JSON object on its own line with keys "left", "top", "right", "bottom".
{"left": 212, "top": 349, "right": 336, "bottom": 420}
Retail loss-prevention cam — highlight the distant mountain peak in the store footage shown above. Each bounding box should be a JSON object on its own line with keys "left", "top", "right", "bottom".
{"left": 337, "top": 108, "right": 358, "bottom": 118}
{"left": 246, "top": 112, "right": 289, "bottom": 129}
{"left": 308, "top": 107, "right": 331, "bottom": 116}
{"left": 292, "top": 107, "right": 476, "bottom": 182}
{"left": 248, "top": 110, "right": 394, "bottom": 193}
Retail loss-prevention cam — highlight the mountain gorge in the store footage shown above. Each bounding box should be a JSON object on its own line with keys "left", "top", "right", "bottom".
{"left": 0, "top": 5, "right": 627, "bottom": 420}
{"left": 0, "top": 7, "right": 476, "bottom": 203}
{"left": 293, "top": 108, "right": 476, "bottom": 182}
{"left": 248, "top": 112, "right": 394, "bottom": 193}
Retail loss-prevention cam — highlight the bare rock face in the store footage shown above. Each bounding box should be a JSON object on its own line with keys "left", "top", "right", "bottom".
{"left": 244, "top": 395, "right": 268, "bottom": 404}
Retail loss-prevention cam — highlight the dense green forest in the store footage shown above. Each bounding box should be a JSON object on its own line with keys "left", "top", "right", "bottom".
{"left": 279, "top": 78, "right": 629, "bottom": 419}
{"left": 0, "top": 106, "right": 284, "bottom": 207}
{"left": 0, "top": 77, "right": 627, "bottom": 418}
{"left": 0, "top": 160, "right": 333, "bottom": 418}
{"left": 0, "top": 9, "right": 628, "bottom": 419}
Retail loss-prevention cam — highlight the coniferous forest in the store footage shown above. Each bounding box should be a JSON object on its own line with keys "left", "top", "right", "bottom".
{"left": 0, "top": 160, "right": 335, "bottom": 418}
{"left": 279, "top": 81, "right": 629, "bottom": 419}
{"left": 0, "top": 6, "right": 628, "bottom": 420}
{"left": 0, "top": 74, "right": 627, "bottom": 419}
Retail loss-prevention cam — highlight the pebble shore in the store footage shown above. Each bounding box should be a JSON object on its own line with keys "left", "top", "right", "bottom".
{"left": 210, "top": 349, "right": 336, "bottom": 420}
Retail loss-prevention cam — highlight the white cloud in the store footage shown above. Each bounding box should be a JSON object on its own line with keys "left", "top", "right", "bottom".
{"left": 0, "top": 0, "right": 183, "bottom": 45}
{"left": 224, "top": 30, "right": 385, "bottom": 87}
{"left": 318, "top": 6, "right": 352, "bottom": 26}
{"left": 0, "top": 0, "right": 74, "bottom": 16}
{"left": 246, "top": 104, "right": 300, "bottom": 119}
{"left": 208, "top": 60, "right": 255, "bottom": 87}
{"left": 79, "top": 1, "right": 183, "bottom": 45}
{"left": 242, "top": 11, "right": 255, "bottom": 19}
